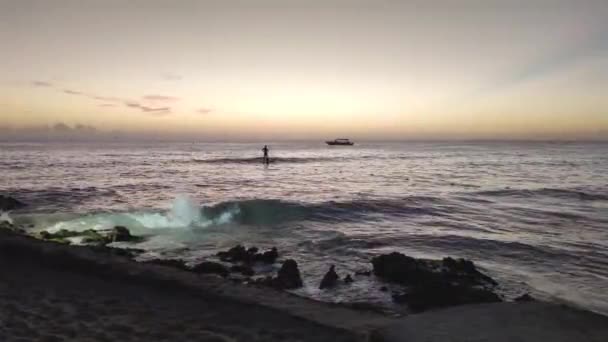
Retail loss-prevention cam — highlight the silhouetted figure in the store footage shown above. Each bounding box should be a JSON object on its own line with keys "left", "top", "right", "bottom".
{"left": 262, "top": 145, "right": 269, "bottom": 164}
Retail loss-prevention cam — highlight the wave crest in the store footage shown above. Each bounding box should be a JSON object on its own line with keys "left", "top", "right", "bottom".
{"left": 33, "top": 196, "right": 445, "bottom": 232}
{"left": 474, "top": 188, "right": 608, "bottom": 201}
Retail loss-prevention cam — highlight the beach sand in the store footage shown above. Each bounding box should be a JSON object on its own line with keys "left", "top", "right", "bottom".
{"left": 1, "top": 258, "right": 361, "bottom": 342}
{"left": 2, "top": 229, "right": 608, "bottom": 342}
{"left": 0, "top": 229, "right": 391, "bottom": 341}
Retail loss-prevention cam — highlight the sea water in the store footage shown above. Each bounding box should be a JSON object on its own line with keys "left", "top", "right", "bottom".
{"left": 1, "top": 141, "right": 607, "bottom": 314}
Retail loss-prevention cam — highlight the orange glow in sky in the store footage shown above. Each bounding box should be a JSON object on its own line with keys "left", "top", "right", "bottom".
{"left": 1, "top": 1, "right": 607, "bottom": 140}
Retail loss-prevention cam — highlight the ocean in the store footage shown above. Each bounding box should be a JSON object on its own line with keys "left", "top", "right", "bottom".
{"left": 1, "top": 141, "right": 607, "bottom": 315}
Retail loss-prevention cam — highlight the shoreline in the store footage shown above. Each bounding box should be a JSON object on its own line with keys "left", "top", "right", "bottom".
{"left": 0, "top": 228, "right": 393, "bottom": 341}
{"left": 2, "top": 227, "right": 608, "bottom": 341}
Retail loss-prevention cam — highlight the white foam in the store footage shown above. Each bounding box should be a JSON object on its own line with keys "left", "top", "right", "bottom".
{"left": 43, "top": 195, "right": 234, "bottom": 232}
{"left": 170, "top": 194, "right": 204, "bottom": 226}
{"left": 214, "top": 205, "right": 241, "bottom": 225}
{"left": 0, "top": 211, "right": 13, "bottom": 224}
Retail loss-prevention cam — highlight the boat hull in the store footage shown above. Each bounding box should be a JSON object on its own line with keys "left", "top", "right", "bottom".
{"left": 326, "top": 141, "right": 354, "bottom": 146}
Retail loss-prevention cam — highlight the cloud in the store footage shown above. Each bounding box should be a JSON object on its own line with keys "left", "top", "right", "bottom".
{"left": 63, "top": 89, "right": 83, "bottom": 95}
{"left": 487, "top": 29, "right": 608, "bottom": 92}
{"left": 31, "top": 81, "right": 53, "bottom": 87}
{"left": 53, "top": 122, "right": 71, "bottom": 132}
{"left": 92, "top": 95, "right": 124, "bottom": 103}
{"left": 196, "top": 108, "right": 213, "bottom": 115}
{"left": 124, "top": 101, "right": 171, "bottom": 115}
{"left": 161, "top": 73, "right": 182, "bottom": 81}
{"left": 25, "top": 79, "right": 173, "bottom": 115}
{"left": 51, "top": 122, "right": 97, "bottom": 133}
{"left": 141, "top": 106, "right": 171, "bottom": 114}
{"left": 142, "top": 94, "right": 179, "bottom": 102}
{"left": 74, "top": 124, "right": 97, "bottom": 133}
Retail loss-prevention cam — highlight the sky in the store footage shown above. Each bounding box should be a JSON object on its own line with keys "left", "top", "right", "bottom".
{"left": 1, "top": 0, "right": 607, "bottom": 141}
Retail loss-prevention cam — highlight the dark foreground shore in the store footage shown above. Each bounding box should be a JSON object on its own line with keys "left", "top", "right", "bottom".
{"left": 1, "top": 228, "right": 608, "bottom": 342}
{"left": 0, "top": 228, "right": 391, "bottom": 341}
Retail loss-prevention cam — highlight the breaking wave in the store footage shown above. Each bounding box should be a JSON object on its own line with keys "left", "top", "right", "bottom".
{"left": 31, "top": 195, "right": 446, "bottom": 233}
{"left": 201, "top": 196, "right": 445, "bottom": 224}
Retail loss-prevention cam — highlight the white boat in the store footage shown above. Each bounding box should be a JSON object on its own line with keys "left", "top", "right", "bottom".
{"left": 326, "top": 138, "right": 354, "bottom": 146}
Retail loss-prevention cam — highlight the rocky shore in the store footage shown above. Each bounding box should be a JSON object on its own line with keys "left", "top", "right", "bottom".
{"left": 0, "top": 224, "right": 389, "bottom": 341}
{"left": 1, "top": 196, "right": 608, "bottom": 341}
{"left": 4, "top": 220, "right": 509, "bottom": 313}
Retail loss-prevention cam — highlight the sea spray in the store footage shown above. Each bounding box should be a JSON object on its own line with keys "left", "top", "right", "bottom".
{"left": 170, "top": 195, "right": 203, "bottom": 226}
{"left": 0, "top": 211, "right": 13, "bottom": 224}
{"left": 128, "top": 195, "right": 212, "bottom": 229}
{"left": 41, "top": 196, "right": 233, "bottom": 233}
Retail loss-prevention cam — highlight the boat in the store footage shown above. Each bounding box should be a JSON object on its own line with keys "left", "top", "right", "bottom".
{"left": 326, "top": 138, "right": 354, "bottom": 146}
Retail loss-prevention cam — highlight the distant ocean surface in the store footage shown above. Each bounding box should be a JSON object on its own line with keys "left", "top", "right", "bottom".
{"left": 1, "top": 141, "right": 607, "bottom": 314}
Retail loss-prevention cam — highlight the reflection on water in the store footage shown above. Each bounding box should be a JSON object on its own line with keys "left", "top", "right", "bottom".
{"left": 1, "top": 141, "right": 607, "bottom": 314}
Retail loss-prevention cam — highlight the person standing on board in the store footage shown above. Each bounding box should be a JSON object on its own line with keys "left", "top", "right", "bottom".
{"left": 262, "top": 145, "right": 270, "bottom": 164}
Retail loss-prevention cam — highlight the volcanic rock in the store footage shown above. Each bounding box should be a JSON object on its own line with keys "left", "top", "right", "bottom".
{"left": 319, "top": 265, "right": 339, "bottom": 289}
{"left": 275, "top": 259, "right": 303, "bottom": 289}
{"left": 372, "top": 252, "right": 501, "bottom": 311}
{"left": 0, "top": 195, "right": 26, "bottom": 211}
{"left": 191, "top": 261, "right": 229, "bottom": 277}
{"left": 217, "top": 245, "right": 279, "bottom": 264}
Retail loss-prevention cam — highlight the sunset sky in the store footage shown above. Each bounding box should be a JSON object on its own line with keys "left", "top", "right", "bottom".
{"left": 1, "top": 0, "right": 607, "bottom": 140}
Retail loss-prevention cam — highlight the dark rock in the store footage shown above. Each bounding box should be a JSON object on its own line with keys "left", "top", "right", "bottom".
{"left": 355, "top": 269, "right": 372, "bottom": 276}
{"left": 143, "top": 259, "right": 190, "bottom": 271}
{"left": 110, "top": 226, "right": 143, "bottom": 243}
{"left": 80, "top": 229, "right": 111, "bottom": 245}
{"left": 441, "top": 257, "right": 498, "bottom": 286}
{"left": 514, "top": 293, "right": 535, "bottom": 302}
{"left": 391, "top": 292, "right": 408, "bottom": 303}
{"left": 344, "top": 274, "right": 354, "bottom": 284}
{"left": 37, "top": 229, "right": 87, "bottom": 244}
{"left": 217, "top": 245, "right": 279, "bottom": 264}
{"left": 373, "top": 252, "right": 497, "bottom": 288}
{"left": 372, "top": 252, "right": 501, "bottom": 311}
{"left": 0, "top": 195, "right": 26, "bottom": 211}
{"left": 319, "top": 265, "right": 339, "bottom": 289}
{"left": 0, "top": 221, "right": 26, "bottom": 234}
{"left": 257, "top": 247, "right": 279, "bottom": 264}
{"left": 276, "top": 259, "right": 303, "bottom": 289}
{"left": 392, "top": 283, "right": 501, "bottom": 312}
{"left": 442, "top": 257, "right": 476, "bottom": 275}
{"left": 372, "top": 252, "right": 424, "bottom": 284}
{"left": 218, "top": 245, "right": 249, "bottom": 262}
{"left": 254, "top": 275, "right": 275, "bottom": 287}
{"left": 191, "top": 261, "right": 229, "bottom": 277}
{"left": 380, "top": 286, "right": 388, "bottom": 292}
{"left": 37, "top": 227, "right": 144, "bottom": 245}
{"left": 39, "top": 229, "right": 78, "bottom": 239}
{"left": 442, "top": 256, "right": 458, "bottom": 269}
{"left": 230, "top": 264, "right": 255, "bottom": 276}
